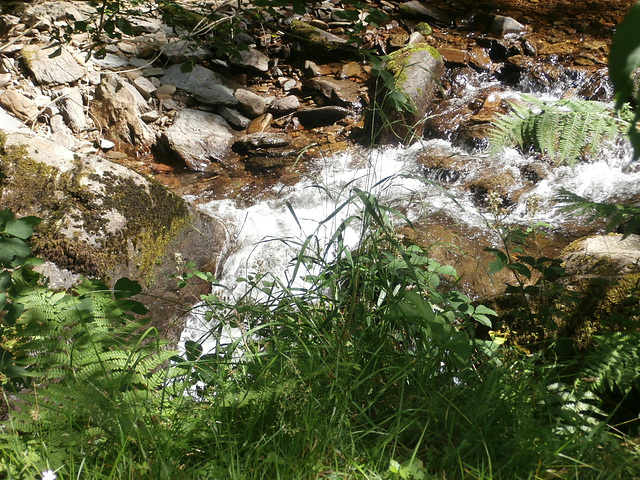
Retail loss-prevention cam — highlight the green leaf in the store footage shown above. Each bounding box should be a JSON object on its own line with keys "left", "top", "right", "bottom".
{"left": 0, "top": 237, "right": 30, "bottom": 267}
{"left": 116, "top": 17, "right": 134, "bottom": 36}
{"left": 114, "top": 277, "right": 142, "bottom": 299}
{"left": 3, "top": 217, "right": 41, "bottom": 239}
{"left": 609, "top": 2, "right": 640, "bottom": 109}
{"left": 507, "top": 263, "right": 532, "bottom": 279}
{"left": 185, "top": 341, "right": 203, "bottom": 361}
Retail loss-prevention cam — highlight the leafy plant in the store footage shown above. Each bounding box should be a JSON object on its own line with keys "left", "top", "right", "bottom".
{"left": 489, "top": 94, "right": 631, "bottom": 165}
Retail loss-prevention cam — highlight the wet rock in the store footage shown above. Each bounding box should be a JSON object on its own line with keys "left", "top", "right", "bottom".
{"left": 270, "top": 95, "right": 300, "bottom": 115}
{"left": 0, "top": 89, "right": 38, "bottom": 121}
{"left": 423, "top": 102, "right": 473, "bottom": 142}
{"left": 295, "top": 106, "right": 352, "bottom": 128}
{"left": 234, "top": 88, "right": 267, "bottom": 118}
{"left": 21, "top": 45, "right": 85, "bottom": 85}
{"left": 290, "top": 20, "right": 348, "bottom": 53}
{"left": 562, "top": 235, "right": 640, "bottom": 277}
{"left": 233, "top": 132, "right": 293, "bottom": 153}
{"left": 218, "top": 106, "right": 251, "bottom": 129}
{"left": 59, "top": 87, "right": 86, "bottom": 133}
{"left": 439, "top": 47, "right": 468, "bottom": 66}
{"left": 162, "top": 39, "right": 213, "bottom": 64}
{"left": 229, "top": 47, "right": 270, "bottom": 72}
{"left": 468, "top": 48, "right": 492, "bottom": 70}
{"left": 472, "top": 13, "right": 526, "bottom": 37}
{"left": 247, "top": 113, "right": 273, "bottom": 133}
{"left": 476, "top": 37, "right": 522, "bottom": 63}
{"left": 501, "top": 55, "right": 578, "bottom": 90}
{"left": 305, "top": 76, "right": 362, "bottom": 108}
{"left": 398, "top": 1, "right": 451, "bottom": 23}
{"left": 160, "top": 64, "right": 237, "bottom": 106}
{"left": 160, "top": 108, "right": 235, "bottom": 171}
{"left": 465, "top": 170, "right": 520, "bottom": 206}
{"left": 91, "top": 76, "right": 153, "bottom": 145}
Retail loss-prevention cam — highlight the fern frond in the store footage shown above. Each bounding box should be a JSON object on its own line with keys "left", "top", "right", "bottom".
{"left": 581, "top": 333, "right": 640, "bottom": 394}
{"left": 489, "top": 95, "right": 630, "bottom": 165}
{"left": 555, "top": 189, "right": 640, "bottom": 237}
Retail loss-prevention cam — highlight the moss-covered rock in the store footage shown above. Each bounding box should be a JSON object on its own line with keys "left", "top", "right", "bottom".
{"left": 0, "top": 130, "right": 226, "bottom": 338}
{"left": 368, "top": 42, "right": 444, "bottom": 143}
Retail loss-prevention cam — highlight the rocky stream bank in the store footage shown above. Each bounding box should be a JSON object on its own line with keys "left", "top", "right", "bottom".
{"left": 0, "top": 0, "right": 638, "bottom": 338}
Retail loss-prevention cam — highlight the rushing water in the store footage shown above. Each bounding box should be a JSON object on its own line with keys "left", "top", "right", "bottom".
{"left": 179, "top": 71, "right": 640, "bottom": 354}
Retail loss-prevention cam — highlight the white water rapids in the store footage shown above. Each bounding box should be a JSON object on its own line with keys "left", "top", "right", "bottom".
{"left": 179, "top": 67, "right": 640, "bottom": 354}
{"left": 179, "top": 138, "right": 640, "bottom": 354}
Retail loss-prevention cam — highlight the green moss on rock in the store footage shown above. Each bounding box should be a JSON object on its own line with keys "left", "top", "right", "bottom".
{"left": 0, "top": 134, "right": 191, "bottom": 286}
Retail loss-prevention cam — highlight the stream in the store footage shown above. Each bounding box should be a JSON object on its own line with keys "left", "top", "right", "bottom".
{"left": 179, "top": 58, "right": 640, "bottom": 354}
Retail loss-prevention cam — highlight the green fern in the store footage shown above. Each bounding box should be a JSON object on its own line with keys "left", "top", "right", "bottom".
{"left": 580, "top": 333, "right": 640, "bottom": 394}
{"left": 555, "top": 188, "right": 640, "bottom": 237}
{"left": 489, "top": 95, "right": 631, "bottom": 165}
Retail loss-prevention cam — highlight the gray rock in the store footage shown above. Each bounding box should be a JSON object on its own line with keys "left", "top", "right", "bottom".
{"left": 234, "top": 88, "right": 266, "bottom": 118}
{"left": 0, "top": 15, "right": 20, "bottom": 37}
{"left": 562, "top": 234, "right": 640, "bottom": 277}
{"left": 133, "top": 76, "right": 157, "bottom": 99}
{"left": 218, "top": 106, "right": 251, "bottom": 129}
{"left": 295, "top": 106, "right": 352, "bottom": 128}
{"left": 233, "top": 132, "right": 293, "bottom": 152}
{"left": 59, "top": 88, "right": 86, "bottom": 132}
{"left": 290, "top": 20, "right": 348, "bottom": 52}
{"left": 305, "top": 76, "right": 362, "bottom": 107}
{"left": 20, "top": 1, "right": 87, "bottom": 23}
{"left": 129, "top": 17, "right": 163, "bottom": 34}
{"left": 491, "top": 15, "right": 526, "bottom": 36}
{"left": 0, "top": 89, "right": 39, "bottom": 121}
{"left": 0, "top": 105, "right": 33, "bottom": 133}
{"left": 141, "top": 110, "right": 162, "bottom": 123}
{"left": 229, "top": 48, "right": 270, "bottom": 72}
{"left": 398, "top": 1, "right": 451, "bottom": 23}
{"left": 91, "top": 75, "right": 153, "bottom": 145}
{"left": 162, "top": 39, "right": 214, "bottom": 64}
{"left": 49, "top": 114, "right": 76, "bottom": 150}
{"left": 160, "top": 109, "right": 235, "bottom": 171}
{"left": 160, "top": 64, "right": 237, "bottom": 106}
{"left": 90, "top": 53, "right": 130, "bottom": 69}
{"left": 472, "top": 13, "right": 526, "bottom": 37}
{"left": 22, "top": 45, "right": 85, "bottom": 85}
{"left": 270, "top": 96, "right": 300, "bottom": 115}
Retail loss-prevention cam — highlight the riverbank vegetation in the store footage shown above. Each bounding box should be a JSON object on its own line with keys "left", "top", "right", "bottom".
{"left": 1, "top": 180, "right": 640, "bottom": 479}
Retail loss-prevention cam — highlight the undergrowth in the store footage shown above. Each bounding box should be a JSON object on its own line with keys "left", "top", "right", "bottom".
{"left": 0, "top": 181, "right": 639, "bottom": 479}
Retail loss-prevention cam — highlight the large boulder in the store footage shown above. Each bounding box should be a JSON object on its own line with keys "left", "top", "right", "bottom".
{"left": 369, "top": 43, "right": 445, "bottom": 143}
{"left": 160, "top": 109, "right": 236, "bottom": 172}
{"left": 0, "top": 130, "right": 226, "bottom": 337}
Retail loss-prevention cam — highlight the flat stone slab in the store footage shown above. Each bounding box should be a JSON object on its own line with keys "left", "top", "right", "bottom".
{"left": 160, "top": 64, "right": 237, "bottom": 106}
{"left": 22, "top": 45, "right": 85, "bottom": 85}
{"left": 160, "top": 109, "right": 235, "bottom": 171}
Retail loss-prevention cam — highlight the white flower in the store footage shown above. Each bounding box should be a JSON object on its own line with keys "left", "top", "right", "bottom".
{"left": 41, "top": 470, "right": 57, "bottom": 480}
